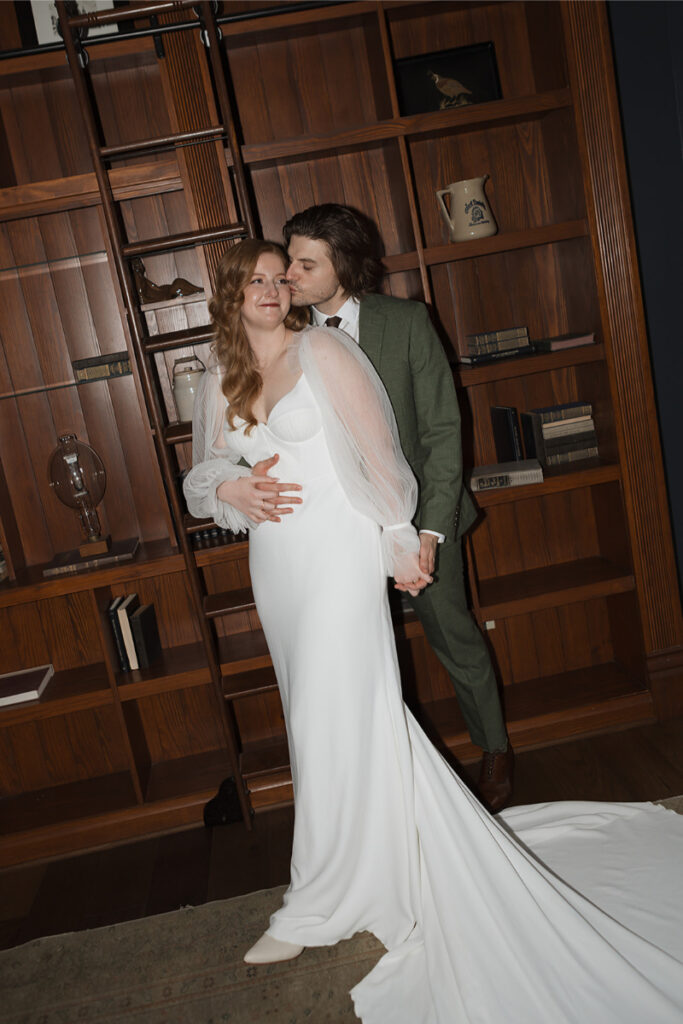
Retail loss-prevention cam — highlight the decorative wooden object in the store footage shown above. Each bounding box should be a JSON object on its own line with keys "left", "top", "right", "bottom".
{"left": 0, "top": 0, "right": 680, "bottom": 866}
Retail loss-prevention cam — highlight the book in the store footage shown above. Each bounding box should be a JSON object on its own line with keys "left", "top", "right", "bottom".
{"left": 72, "top": 351, "right": 132, "bottom": 383}
{"left": 490, "top": 406, "right": 524, "bottom": 462}
{"left": 469, "top": 459, "right": 543, "bottom": 492}
{"left": 542, "top": 432, "right": 598, "bottom": 455}
{"left": 107, "top": 596, "right": 129, "bottom": 672}
{"left": 520, "top": 412, "right": 545, "bottom": 461}
{"left": 467, "top": 335, "right": 532, "bottom": 355}
{"left": 541, "top": 416, "right": 594, "bottom": 437}
{"left": 458, "top": 346, "right": 535, "bottom": 365}
{"left": 42, "top": 537, "right": 139, "bottom": 578}
{"left": 0, "top": 664, "right": 54, "bottom": 707}
{"left": 129, "top": 604, "right": 163, "bottom": 670}
{"left": 466, "top": 326, "right": 529, "bottom": 345}
{"left": 532, "top": 332, "right": 595, "bottom": 352}
{"left": 545, "top": 446, "right": 599, "bottom": 466}
{"left": 531, "top": 402, "right": 593, "bottom": 423}
{"left": 117, "top": 593, "right": 140, "bottom": 672}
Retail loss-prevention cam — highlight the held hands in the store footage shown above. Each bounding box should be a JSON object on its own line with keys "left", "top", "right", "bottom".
{"left": 394, "top": 549, "right": 433, "bottom": 597}
{"left": 216, "top": 453, "right": 302, "bottom": 524}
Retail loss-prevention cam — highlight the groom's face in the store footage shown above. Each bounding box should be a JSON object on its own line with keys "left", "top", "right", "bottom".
{"left": 286, "top": 235, "right": 348, "bottom": 315}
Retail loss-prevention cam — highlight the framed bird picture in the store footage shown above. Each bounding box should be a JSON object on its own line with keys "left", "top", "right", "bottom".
{"left": 394, "top": 42, "right": 501, "bottom": 117}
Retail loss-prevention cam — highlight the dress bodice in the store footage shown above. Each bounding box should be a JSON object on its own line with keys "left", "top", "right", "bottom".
{"left": 222, "top": 373, "right": 335, "bottom": 485}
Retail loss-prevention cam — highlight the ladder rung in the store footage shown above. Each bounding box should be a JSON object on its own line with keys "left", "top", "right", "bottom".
{"left": 123, "top": 224, "right": 248, "bottom": 258}
{"left": 241, "top": 736, "right": 290, "bottom": 779}
{"left": 205, "top": 587, "right": 256, "bottom": 619}
{"left": 144, "top": 325, "right": 214, "bottom": 355}
{"left": 67, "top": 1, "right": 195, "bottom": 29}
{"left": 165, "top": 423, "right": 191, "bottom": 445}
{"left": 101, "top": 127, "right": 226, "bottom": 161}
{"left": 223, "top": 666, "right": 277, "bottom": 701}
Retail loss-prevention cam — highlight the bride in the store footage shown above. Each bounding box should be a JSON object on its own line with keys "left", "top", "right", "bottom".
{"left": 184, "top": 239, "right": 683, "bottom": 1023}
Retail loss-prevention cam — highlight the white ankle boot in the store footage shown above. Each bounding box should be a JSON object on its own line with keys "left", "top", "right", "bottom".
{"left": 244, "top": 932, "right": 304, "bottom": 964}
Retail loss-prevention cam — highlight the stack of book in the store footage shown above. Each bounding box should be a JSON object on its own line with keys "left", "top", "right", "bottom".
{"left": 107, "top": 594, "right": 163, "bottom": 673}
{"left": 460, "top": 326, "right": 531, "bottom": 364}
{"left": 521, "top": 402, "right": 598, "bottom": 466}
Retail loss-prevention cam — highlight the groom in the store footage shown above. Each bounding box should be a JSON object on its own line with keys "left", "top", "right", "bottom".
{"left": 282, "top": 203, "right": 513, "bottom": 812}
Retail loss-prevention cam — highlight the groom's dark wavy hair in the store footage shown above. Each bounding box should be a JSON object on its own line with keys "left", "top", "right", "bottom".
{"left": 283, "top": 204, "right": 384, "bottom": 297}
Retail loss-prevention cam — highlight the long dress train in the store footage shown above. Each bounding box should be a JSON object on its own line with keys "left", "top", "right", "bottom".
{"left": 184, "top": 326, "right": 683, "bottom": 1023}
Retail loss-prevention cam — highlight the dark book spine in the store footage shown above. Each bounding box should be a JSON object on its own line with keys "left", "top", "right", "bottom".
{"left": 532, "top": 402, "right": 593, "bottom": 422}
{"left": 130, "top": 605, "right": 162, "bottom": 670}
{"left": 459, "top": 346, "right": 533, "bottom": 365}
{"left": 107, "top": 603, "right": 130, "bottom": 672}
{"left": 520, "top": 412, "right": 545, "bottom": 462}
{"left": 490, "top": 406, "right": 524, "bottom": 462}
{"left": 545, "top": 446, "right": 599, "bottom": 466}
{"left": 542, "top": 431, "right": 598, "bottom": 455}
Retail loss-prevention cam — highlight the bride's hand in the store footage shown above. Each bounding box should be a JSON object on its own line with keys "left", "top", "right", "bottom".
{"left": 216, "top": 454, "right": 302, "bottom": 523}
{"left": 393, "top": 552, "right": 432, "bottom": 597}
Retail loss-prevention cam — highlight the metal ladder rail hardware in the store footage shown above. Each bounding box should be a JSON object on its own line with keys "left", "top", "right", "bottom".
{"left": 56, "top": 0, "right": 257, "bottom": 828}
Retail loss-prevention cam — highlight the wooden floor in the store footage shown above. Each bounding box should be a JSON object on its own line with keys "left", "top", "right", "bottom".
{"left": 1, "top": 715, "right": 682, "bottom": 954}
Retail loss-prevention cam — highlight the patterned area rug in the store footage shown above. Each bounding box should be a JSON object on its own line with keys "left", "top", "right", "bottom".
{"left": 2, "top": 797, "right": 681, "bottom": 1024}
{"left": 0, "top": 885, "right": 383, "bottom": 1023}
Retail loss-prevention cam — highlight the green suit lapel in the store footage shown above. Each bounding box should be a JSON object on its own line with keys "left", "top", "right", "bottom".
{"left": 358, "top": 295, "right": 385, "bottom": 369}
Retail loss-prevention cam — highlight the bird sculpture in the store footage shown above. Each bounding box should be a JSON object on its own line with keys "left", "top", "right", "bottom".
{"left": 428, "top": 70, "right": 473, "bottom": 109}
{"left": 131, "top": 257, "right": 202, "bottom": 304}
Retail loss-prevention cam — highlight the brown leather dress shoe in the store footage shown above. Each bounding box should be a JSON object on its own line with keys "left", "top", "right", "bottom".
{"left": 478, "top": 745, "right": 514, "bottom": 813}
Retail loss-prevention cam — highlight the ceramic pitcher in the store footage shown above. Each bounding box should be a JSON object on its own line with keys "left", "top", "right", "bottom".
{"left": 172, "top": 355, "right": 205, "bottom": 423}
{"left": 436, "top": 175, "right": 498, "bottom": 243}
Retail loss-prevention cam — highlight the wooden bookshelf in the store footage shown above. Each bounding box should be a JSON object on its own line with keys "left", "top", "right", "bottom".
{"left": 0, "top": 0, "right": 680, "bottom": 866}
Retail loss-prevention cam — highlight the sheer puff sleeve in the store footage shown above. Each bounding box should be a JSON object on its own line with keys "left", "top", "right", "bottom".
{"left": 296, "top": 325, "right": 420, "bottom": 578}
{"left": 182, "top": 364, "right": 255, "bottom": 534}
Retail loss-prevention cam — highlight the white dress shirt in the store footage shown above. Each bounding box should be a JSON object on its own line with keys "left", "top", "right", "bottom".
{"left": 312, "top": 298, "right": 444, "bottom": 544}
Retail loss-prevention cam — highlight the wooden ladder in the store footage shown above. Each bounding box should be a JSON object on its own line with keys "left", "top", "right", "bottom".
{"left": 56, "top": 0, "right": 260, "bottom": 827}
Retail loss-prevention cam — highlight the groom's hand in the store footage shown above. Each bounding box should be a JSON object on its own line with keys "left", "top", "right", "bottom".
{"left": 418, "top": 533, "right": 439, "bottom": 577}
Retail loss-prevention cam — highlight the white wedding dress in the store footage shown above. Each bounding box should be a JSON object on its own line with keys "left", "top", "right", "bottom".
{"left": 185, "top": 326, "right": 683, "bottom": 1023}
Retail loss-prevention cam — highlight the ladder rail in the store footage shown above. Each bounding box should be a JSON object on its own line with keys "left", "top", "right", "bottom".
{"left": 198, "top": 0, "right": 256, "bottom": 239}
{"left": 55, "top": 0, "right": 256, "bottom": 828}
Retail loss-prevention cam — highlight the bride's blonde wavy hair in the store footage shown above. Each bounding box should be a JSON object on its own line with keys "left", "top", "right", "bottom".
{"left": 210, "top": 239, "right": 309, "bottom": 434}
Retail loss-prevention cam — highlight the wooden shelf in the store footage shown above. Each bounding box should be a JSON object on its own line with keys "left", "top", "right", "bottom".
{"left": 242, "top": 89, "right": 572, "bottom": 165}
{"left": 194, "top": 539, "right": 249, "bottom": 567}
{"left": 0, "top": 157, "right": 182, "bottom": 224}
{"left": 418, "top": 662, "right": 654, "bottom": 763}
{"left": 116, "top": 644, "right": 211, "bottom": 701}
{"left": 0, "top": 36, "right": 155, "bottom": 77}
{"left": 0, "top": 772, "right": 138, "bottom": 837}
{"left": 145, "top": 748, "right": 232, "bottom": 804}
{"left": 454, "top": 343, "right": 605, "bottom": 385}
{"left": 426, "top": 220, "right": 589, "bottom": 266}
{"left": 0, "top": 664, "right": 112, "bottom": 726}
{"left": 477, "top": 557, "right": 635, "bottom": 619}
{"left": 472, "top": 459, "right": 620, "bottom": 507}
{"left": 0, "top": 540, "right": 183, "bottom": 609}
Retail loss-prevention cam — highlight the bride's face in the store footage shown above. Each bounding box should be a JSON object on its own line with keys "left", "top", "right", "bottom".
{"left": 240, "top": 252, "right": 291, "bottom": 332}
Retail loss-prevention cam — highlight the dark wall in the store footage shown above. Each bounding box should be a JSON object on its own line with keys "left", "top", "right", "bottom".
{"left": 607, "top": 0, "right": 683, "bottom": 593}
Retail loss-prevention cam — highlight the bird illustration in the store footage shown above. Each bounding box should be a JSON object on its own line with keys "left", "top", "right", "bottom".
{"left": 428, "top": 70, "right": 473, "bottom": 109}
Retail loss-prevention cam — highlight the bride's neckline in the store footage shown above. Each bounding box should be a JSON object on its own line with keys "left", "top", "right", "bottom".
{"left": 257, "top": 372, "right": 304, "bottom": 426}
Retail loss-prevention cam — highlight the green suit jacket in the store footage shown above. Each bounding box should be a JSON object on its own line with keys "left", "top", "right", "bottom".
{"left": 358, "top": 292, "right": 476, "bottom": 543}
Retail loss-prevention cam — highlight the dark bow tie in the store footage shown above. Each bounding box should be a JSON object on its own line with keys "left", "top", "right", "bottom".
{"left": 324, "top": 316, "right": 342, "bottom": 329}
